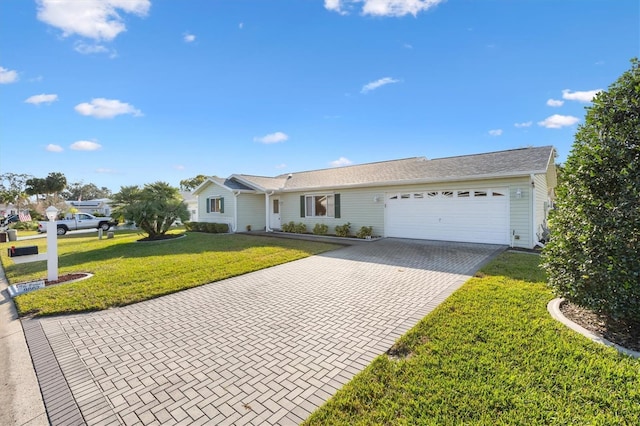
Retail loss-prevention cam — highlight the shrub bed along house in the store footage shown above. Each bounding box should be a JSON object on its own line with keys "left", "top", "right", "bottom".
{"left": 184, "top": 221, "right": 230, "bottom": 233}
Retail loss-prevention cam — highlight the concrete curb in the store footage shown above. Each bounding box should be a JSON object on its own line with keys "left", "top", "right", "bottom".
{"left": 547, "top": 298, "right": 640, "bottom": 359}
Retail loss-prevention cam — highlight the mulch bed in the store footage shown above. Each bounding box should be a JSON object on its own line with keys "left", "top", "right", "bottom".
{"left": 560, "top": 301, "right": 640, "bottom": 352}
{"left": 44, "top": 273, "right": 91, "bottom": 286}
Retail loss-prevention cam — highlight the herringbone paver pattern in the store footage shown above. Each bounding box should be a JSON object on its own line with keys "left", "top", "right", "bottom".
{"left": 24, "top": 239, "right": 502, "bottom": 425}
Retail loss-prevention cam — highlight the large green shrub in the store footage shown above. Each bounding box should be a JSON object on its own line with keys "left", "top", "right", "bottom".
{"left": 111, "top": 182, "right": 190, "bottom": 239}
{"left": 542, "top": 59, "right": 640, "bottom": 322}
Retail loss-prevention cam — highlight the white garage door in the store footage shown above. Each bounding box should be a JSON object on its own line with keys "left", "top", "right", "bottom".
{"left": 385, "top": 189, "right": 510, "bottom": 244}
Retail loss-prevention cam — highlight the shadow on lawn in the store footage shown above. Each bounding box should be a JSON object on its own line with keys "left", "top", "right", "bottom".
{"left": 56, "top": 232, "right": 339, "bottom": 264}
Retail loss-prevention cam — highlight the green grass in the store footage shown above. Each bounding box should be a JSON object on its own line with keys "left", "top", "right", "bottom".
{"left": 2, "top": 230, "right": 340, "bottom": 317}
{"left": 304, "top": 252, "right": 640, "bottom": 425}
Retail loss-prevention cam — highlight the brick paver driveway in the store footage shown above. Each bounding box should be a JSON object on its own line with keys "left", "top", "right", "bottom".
{"left": 23, "top": 238, "right": 503, "bottom": 426}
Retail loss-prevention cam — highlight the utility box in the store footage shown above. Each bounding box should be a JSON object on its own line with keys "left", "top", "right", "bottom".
{"left": 8, "top": 246, "right": 39, "bottom": 257}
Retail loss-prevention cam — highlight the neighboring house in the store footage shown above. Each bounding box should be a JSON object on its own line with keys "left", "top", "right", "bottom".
{"left": 192, "top": 146, "right": 557, "bottom": 248}
{"left": 66, "top": 199, "right": 112, "bottom": 216}
{"left": 0, "top": 203, "right": 17, "bottom": 216}
{"left": 180, "top": 191, "right": 198, "bottom": 222}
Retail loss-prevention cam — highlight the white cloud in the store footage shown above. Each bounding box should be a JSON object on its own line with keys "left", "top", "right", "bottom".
{"left": 488, "top": 129, "right": 503, "bottom": 136}
{"left": 25, "top": 94, "right": 59, "bottom": 105}
{"left": 537, "top": 114, "right": 580, "bottom": 129}
{"left": 514, "top": 121, "right": 532, "bottom": 128}
{"left": 75, "top": 98, "right": 142, "bottom": 119}
{"left": 74, "top": 41, "right": 111, "bottom": 55}
{"left": 324, "top": 0, "right": 347, "bottom": 15}
{"left": 46, "top": 144, "right": 63, "bottom": 152}
{"left": 403, "top": 43, "right": 413, "bottom": 49}
{"left": 184, "top": 33, "right": 196, "bottom": 43}
{"left": 96, "top": 168, "right": 117, "bottom": 174}
{"left": 174, "top": 165, "right": 185, "bottom": 170}
{"left": 546, "top": 98, "right": 564, "bottom": 107}
{"left": 325, "top": 0, "right": 444, "bottom": 17}
{"left": 330, "top": 157, "right": 353, "bottom": 167}
{"left": 70, "top": 140, "right": 102, "bottom": 151}
{"left": 562, "top": 89, "right": 601, "bottom": 103}
{"left": 0, "top": 66, "right": 18, "bottom": 84}
{"left": 239, "top": 22, "right": 244, "bottom": 29}
{"left": 275, "top": 163, "right": 287, "bottom": 169}
{"left": 361, "top": 77, "right": 400, "bottom": 94}
{"left": 253, "top": 132, "right": 288, "bottom": 144}
{"left": 36, "top": 0, "right": 150, "bottom": 41}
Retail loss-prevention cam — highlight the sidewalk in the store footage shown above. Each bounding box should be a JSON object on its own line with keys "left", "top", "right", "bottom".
{"left": 0, "top": 262, "right": 48, "bottom": 425}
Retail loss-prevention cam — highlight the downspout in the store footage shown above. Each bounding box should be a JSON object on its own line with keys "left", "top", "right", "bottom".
{"left": 530, "top": 174, "right": 544, "bottom": 248}
{"left": 233, "top": 191, "right": 240, "bottom": 233}
{"left": 265, "top": 191, "right": 274, "bottom": 232}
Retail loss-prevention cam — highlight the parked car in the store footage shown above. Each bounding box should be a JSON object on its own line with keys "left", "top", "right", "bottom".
{"left": 0, "top": 214, "right": 19, "bottom": 232}
{"left": 38, "top": 213, "right": 118, "bottom": 235}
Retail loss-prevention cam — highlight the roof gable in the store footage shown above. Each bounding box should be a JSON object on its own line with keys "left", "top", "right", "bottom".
{"left": 192, "top": 176, "right": 256, "bottom": 195}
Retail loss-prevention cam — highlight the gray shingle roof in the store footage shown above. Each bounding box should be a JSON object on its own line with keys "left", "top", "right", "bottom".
{"left": 233, "top": 146, "right": 555, "bottom": 192}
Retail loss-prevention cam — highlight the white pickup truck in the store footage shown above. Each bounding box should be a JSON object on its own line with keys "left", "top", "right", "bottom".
{"left": 38, "top": 213, "right": 117, "bottom": 235}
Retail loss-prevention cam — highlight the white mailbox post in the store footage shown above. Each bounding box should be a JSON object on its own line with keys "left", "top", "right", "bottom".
{"left": 45, "top": 206, "right": 59, "bottom": 282}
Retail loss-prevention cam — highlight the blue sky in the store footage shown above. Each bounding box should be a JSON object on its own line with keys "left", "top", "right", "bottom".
{"left": 0, "top": 0, "right": 638, "bottom": 193}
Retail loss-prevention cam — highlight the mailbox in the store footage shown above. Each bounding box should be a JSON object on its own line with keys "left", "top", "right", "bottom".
{"left": 8, "top": 246, "right": 39, "bottom": 257}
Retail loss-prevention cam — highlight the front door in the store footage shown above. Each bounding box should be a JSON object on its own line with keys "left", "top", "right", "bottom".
{"left": 270, "top": 197, "right": 281, "bottom": 230}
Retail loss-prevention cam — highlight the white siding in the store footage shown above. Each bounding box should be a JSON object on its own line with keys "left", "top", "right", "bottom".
{"left": 196, "top": 182, "right": 236, "bottom": 230}
{"left": 279, "top": 189, "right": 384, "bottom": 237}
{"left": 237, "top": 194, "right": 266, "bottom": 232}
{"left": 281, "top": 177, "right": 538, "bottom": 247}
{"left": 509, "top": 180, "right": 531, "bottom": 248}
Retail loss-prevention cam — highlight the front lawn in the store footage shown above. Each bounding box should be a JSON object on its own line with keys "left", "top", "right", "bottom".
{"left": 2, "top": 230, "right": 340, "bottom": 317}
{"left": 304, "top": 252, "right": 640, "bottom": 425}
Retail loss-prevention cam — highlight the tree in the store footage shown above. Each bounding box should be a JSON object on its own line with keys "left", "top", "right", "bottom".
{"left": 26, "top": 172, "right": 67, "bottom": 204}
{"left": 45, "top": 172, "right": 67, "bottom": 203}
{"left": 112, "top": 182, "right": 189, "bottom": 239}
{"left": 62, "top": 182, "right": 112, "bottom": 200}
{"left": 25, "top": 177, "right": 47, "bottom": 199}
{"left": 542, "top": 58, "right": 640, "bottom": 323}
{"left": 180, "top": 175, "right": 208, "bottom": 191}
{"left": 0, "top": 173, "right": 31, "bottom": 209}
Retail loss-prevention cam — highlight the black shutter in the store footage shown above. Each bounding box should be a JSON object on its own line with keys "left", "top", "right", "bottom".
{"left": 206, "top": 198, "right": 210, "bottom": 213}
{"left": 334, "top": 194, "right": 341, "bottom": 218}
{"left": 300, "top": 195, "right": 305, "bottom": 217}
{"left": 220, "top": 198, "right": 224, "bottom": 213}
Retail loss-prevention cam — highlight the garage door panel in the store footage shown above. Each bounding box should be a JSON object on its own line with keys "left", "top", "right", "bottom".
{"left": 385, "top": 189, "right": 509, "bottom": 244}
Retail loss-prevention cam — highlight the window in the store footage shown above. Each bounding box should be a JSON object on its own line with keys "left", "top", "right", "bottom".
{"left": 442, "top": 191, "right": 454, "bottom": 198}
{"left": 492, "top": 191, "right": 505, "bottom": 197}
{"left": 300, "top": 194, "right": 340, "bottom": 218}
{"left": 427, "top": 191, "right": 438, "bottom": 198}
{"left": 457, "top": 191, "right": 470, "bottom": 198}
{"left": 207, "top": 197, "right": 224, "bottom": 213}
{"left": 400, "top": 193, "right": 410, "bottom": 199}
{"left": 389, "top": 195, "right": 398, "bottom": 200}
{"left": 413, "top": 193, "right": 424, "bottom": 199}
{"left": 474, "top": 191, "right": 488, "bottom": 197}
{"left": 305, "top": 194, "right": 335, "bottom": 217}
{"left": 273, "top": 199, "right": 279, "bottom": 214}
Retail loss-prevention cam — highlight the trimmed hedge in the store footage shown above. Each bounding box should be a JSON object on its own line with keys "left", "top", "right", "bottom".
{"left": 184, "top": 221, "right": 230, "bottom": 234}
